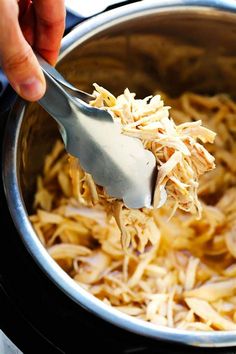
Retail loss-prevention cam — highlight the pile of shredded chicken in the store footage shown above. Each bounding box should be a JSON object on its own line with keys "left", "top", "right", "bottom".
{"left": 90, "top": 85, "right": 216, "bottom": 216}
{"left": 30, "top": 89, "right": 236, "bottom": 331}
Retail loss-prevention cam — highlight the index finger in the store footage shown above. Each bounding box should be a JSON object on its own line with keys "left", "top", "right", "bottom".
{"left": 34, "top": 0, "right": 65, "bottom": 65}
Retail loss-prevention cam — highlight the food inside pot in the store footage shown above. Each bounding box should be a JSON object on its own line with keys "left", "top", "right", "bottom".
{"left": 30, "top": 87, "right": 236, "bottom": 331}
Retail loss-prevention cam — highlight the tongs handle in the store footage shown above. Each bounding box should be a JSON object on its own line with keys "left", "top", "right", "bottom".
{"left": 37, "top": 56, "right": 74, "bottom": 125}
{"left": 37, "top": 54, "right": 93, "bottom": 102}
{"left": 37, "top": 55, "right": 77, "bottom": 93}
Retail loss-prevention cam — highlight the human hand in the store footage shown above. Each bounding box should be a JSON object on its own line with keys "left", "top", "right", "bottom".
{"left": 0, "top": 0, "right": 65, "bottom": 101}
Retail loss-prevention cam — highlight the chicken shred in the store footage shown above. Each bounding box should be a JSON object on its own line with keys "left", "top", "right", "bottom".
{"left": 30, "top": 89, "right": 236, "bottom": 331}
{"left": 67, "top": 85, "right": 215, "bottom": 250}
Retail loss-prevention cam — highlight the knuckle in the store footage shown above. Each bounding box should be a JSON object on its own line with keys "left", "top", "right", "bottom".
{"left": 38, "top": 14, "right": 65, "bottom": 28}
{"left": 4, "top": 47, "right": 33, "bottom": 71}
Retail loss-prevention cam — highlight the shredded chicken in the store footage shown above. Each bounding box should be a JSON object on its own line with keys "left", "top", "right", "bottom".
{"left": 89, "top": 84, "right": 215, "bottom": 216}
{"left": 66, "top": 85, "right": 215, "bottom": 251}
{"left": 30, "top": 90, "right": 236, "bottom": 331}
{"left": 185, "top": 298, "right": 236, "bottom": 330}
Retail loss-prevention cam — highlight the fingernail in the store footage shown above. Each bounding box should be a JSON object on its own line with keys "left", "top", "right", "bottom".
{"left": 19, "top": 77, "right": 44, "bottom": 100}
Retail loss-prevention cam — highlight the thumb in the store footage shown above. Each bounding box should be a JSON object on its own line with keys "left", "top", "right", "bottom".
{"left": 0, "top": 0, "right": 45, "bottom": 101}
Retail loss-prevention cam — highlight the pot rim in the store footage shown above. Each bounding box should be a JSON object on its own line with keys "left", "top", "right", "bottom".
{"left": 3, "top": 0, "right": 236, "bottom": 347}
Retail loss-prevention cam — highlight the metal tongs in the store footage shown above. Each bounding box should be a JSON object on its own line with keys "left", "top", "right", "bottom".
{"left": 37, "top": 55, "right": 157, "bottom": 209}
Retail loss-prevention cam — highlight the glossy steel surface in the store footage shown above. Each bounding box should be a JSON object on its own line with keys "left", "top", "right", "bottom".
{"left": 3, "top": 0, "right": 236, "bottom": 347}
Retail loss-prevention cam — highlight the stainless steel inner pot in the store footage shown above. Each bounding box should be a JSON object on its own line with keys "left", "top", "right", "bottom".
{"left": 3, "top": 0, "right": 236, "bottom": 347}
